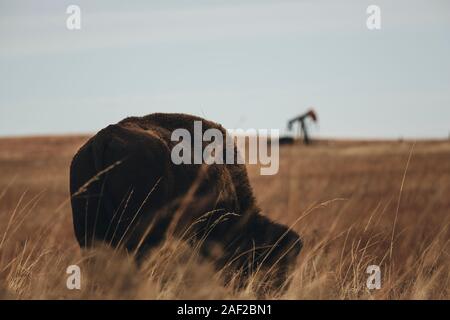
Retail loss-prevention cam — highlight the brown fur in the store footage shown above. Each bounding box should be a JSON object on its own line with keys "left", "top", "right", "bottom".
{"left": 70, "top": 113, "right": 301, "bottom": 288}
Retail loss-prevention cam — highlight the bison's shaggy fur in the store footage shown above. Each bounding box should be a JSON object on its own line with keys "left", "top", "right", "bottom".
{"left": 70, "top": 113, "right": 302, "bottom": 289}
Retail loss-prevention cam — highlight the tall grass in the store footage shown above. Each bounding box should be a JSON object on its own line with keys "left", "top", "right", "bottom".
{"left": 0, "top": 136, "right": 448, "bottom": 299}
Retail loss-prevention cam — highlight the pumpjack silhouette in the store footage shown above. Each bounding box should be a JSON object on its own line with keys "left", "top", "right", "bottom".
{"left": 287, "top": 109, "right": 318, "bottom": 145}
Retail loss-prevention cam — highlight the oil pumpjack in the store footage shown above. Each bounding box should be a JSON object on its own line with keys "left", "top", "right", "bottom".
{"left": 287, "top": 109, "right": 318, "bottom": 145}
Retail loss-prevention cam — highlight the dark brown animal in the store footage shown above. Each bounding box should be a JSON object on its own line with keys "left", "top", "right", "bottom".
{"left": 70, "top": 113, "right": 302, "bottom": 288}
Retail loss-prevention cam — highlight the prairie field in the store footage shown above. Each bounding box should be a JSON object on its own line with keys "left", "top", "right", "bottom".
{"left": 0, "top": 136, "right": 448, "bottom": 299}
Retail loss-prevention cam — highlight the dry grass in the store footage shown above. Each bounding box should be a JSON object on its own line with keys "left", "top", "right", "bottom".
{"left": 0, "top": 136, "right": 448, "bottom": 299}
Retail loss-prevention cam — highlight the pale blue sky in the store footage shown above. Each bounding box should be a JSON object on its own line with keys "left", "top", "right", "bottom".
{"left": 1, "top": 0, "right": 449, "bottom": 138}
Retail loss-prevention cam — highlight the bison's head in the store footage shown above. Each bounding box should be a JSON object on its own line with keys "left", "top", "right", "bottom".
{"left": 221, "top": 214, "right": 302, "bottom": 292}
{"left": 250, "top": 215, "right": 302, "bottom": 289}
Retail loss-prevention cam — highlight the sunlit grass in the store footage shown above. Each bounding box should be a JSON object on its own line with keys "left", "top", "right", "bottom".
{"left": 0, "top": 136, "right": 448, "bottom": 299}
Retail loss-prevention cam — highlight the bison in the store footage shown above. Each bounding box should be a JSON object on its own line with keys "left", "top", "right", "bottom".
{"left": 70, "top": 113, "right": 302, "bottom": 290}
